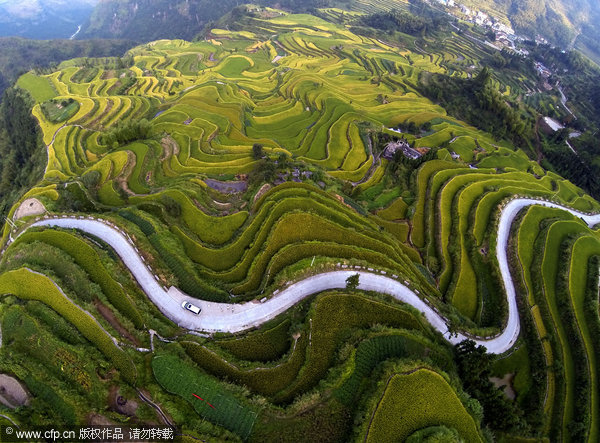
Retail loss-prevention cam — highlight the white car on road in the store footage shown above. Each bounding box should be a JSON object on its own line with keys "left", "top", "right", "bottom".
{"left": 181, "top": 301, "right": 201, "bottom": 314}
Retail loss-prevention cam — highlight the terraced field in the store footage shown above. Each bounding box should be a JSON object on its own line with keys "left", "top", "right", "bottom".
{"left": 0, "top": 7, "right": 598, "bottom": 443}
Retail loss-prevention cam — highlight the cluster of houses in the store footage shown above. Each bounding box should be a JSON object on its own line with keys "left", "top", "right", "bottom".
{"left": 434, "top": 0, "right": 513, "bottom": 30}
{"left": 431, "top": 0, "right": 532, "bottom": 56}
{"left": 534, "top": 62, "right": 552, "bottom": 78}
{"left": 382, "top": 139, "right": 429, "bottom": 161}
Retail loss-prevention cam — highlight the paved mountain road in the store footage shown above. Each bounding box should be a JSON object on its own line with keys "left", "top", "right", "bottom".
{"left": 24, "top": 198, "right": 600, "bottom": 354}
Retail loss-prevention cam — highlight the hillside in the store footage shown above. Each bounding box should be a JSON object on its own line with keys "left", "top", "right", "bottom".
{"left": 0, "top": 37, "right": 135, "bottom": 89}
{"left": 457, "top": 0, "right": 600, "bottom": 60}
{"left": 0, "top": 0, "right": 98, "bottom": 39}
{"left": 1, "top": 7, "right": 599, "bottom": 442}
{"left": 78, "top": 0, "right": 600, "bottom": 62}
{"left": 80, "top": 0, "right": 328, "bottom": 41}
{"left": 0, "top": 37, "right": 135, "bottom": 219}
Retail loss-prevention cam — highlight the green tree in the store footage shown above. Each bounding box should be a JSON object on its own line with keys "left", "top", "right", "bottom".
{"left": 161, "top": 195, "right": 182, "bottom": 218}
{"left": 455, "top": 340, "right": 526, "bottom": 432}
{"left": 252, "top": 143, "right": 264, "bottom": 159}
{"left": 345, "top": 273, "right": 360, "bottom": 290}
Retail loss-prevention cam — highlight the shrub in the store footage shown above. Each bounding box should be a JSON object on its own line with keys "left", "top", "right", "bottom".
{"left": 101, "top": 118, "right": 151, "bottom": 148}
{"left": 345, "top": 273, "right": 359, "bottom": 290}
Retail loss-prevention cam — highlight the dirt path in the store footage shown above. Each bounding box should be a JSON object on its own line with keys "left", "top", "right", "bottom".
{"left": 137, "top": 389, "right": 174, "bottom": 427}
{"left": 253, "top": 183, "right": 271, "bottom": 205}
{"left": 115, "top": 151, "right": 137, "bottom": 196}
{"left": 160, "top": 136, "right": 179, "bottom": 161}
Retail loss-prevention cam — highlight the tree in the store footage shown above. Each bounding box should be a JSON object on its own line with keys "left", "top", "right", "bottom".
{"left": 277, "top": 152, "right": 290, "bottom": 168}
{"left": 346, "top": 273, "right": 360, "bottom": 290}
{"left": 249, "top": 158, "right": 276, "bottom": 186}
{"left": 161, "top": 195, "right": 182, "bottom": 217}
{"left": 252, "top": 143, "right": 264, "bottom": 159}
{"left": 455, "top": 340, "right": 526, "bottom": 432}
{"left": 475, "top": 66, "right": 491, "bottom": 86}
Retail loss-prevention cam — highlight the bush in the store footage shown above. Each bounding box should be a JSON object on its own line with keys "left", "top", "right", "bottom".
{"left": 161, "top": 195, "right": 182, "bottom": 218}
{"left": 345, "top": 273, "right": 359, "bottom": 290}
{"left": 252, "top": 143, "right": 263, "bottom": 159}
{"left": 82, "top": 170, "right": 101, "bottom": 189}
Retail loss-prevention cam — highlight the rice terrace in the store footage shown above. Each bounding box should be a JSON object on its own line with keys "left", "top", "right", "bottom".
{"left": 0, "top": 3, "right": 598, "bottom": 443}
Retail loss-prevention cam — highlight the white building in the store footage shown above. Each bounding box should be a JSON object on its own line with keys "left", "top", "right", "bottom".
{"left": 543, "top": 117, "right": 564, "bottom": 132}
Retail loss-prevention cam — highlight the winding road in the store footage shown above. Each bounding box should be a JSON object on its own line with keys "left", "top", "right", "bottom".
{"left": 19, "top": 198, "right": 600, "bottom": 355}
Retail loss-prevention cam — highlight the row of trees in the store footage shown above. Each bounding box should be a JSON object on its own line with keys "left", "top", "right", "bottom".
{"left": 354, "top": 0, "right": 453, "bottom": 36}
{"left": 101, "top": 118, "right": 151, "bottom": 148}
{"left": 396, "top": 120, "right": 432, "bottom": 134}
{"left": 358, "top": 10, "right": 434, "bottom": 36}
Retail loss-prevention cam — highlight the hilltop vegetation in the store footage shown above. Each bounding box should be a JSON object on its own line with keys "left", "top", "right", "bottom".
{"left": 0, "top": 6, "right": 598, "bottom": 442}
{"left": 0, "top": 37, "right": 136, "bottom": 99}
{"left": 0, "top": 0, "right": 97, "bottom": 39}
{"left": 0, "top": 88, "right": 46, "bottom": 216}
{"left": 80, "top": 0, "right": 330, "bottom": 41}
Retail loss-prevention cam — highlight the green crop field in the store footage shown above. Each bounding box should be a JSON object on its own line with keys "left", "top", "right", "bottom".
{"left": 152, "top": 353, "right": 257, "bottom": 439}
{"left": 17, "top": 73, "right": 58, "bottom": 103}
{"left": 364, "top": 369, "right": 482, "bottom": 442}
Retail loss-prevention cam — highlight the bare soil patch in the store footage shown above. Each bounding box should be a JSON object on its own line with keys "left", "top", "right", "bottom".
{"left": 115, "top": 151, "right": 137, "bottom": 196}
{"left": 160, "top": 136, "right": 179, "bottom": 161}
{"left": 87, "top": 414, "right": 114, "bottom": 426}
{"left": 490, "top": 373, "right": 516, "bottom": 400}
{"left": 93, "top": 299, "right": 141, "bottom": 346}
{"left": 0, "top": 374, "right": 30, "bottom": 409}
{"left": 108, "top": 385, "right": 139, "bottom": 417}
{"left": 14, "top": 198, "right": 46, "bottom": 220}
{"left": 101, "top": 70, "right": 116, "bottom": 80}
